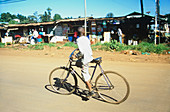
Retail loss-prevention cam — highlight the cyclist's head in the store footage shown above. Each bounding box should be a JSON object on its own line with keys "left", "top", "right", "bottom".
{"left": 78, "top": 27, "right": 85, "bottom": 36}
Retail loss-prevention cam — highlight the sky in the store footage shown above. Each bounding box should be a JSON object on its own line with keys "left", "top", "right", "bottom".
{"left": 0, "top": 0, "right": 170, "bottom": 19}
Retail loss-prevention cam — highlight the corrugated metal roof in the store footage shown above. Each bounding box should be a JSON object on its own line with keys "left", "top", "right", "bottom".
{"left": 56, "top": 17, "right": 93, "bottom": 23}
{"left": 8, "top": 21, "right": 55, "bottom": 27}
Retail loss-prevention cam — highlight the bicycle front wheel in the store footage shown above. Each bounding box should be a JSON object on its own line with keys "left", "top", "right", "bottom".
{"left": 95, "top": 71, "right": 130, "bottom": 104}
{"left": 49, "top": 67, "right": 77, "bottom": 95}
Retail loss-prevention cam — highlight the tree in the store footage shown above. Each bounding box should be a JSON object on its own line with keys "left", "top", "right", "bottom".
{"left": 0, "top": 12, "right": 27, "bottom": 23}
{"left": 47, "top": 7, "right": 52, "bottom": 21}
{"left": 20, "top": 19, "right": 30, "bottom": 24}
{"left": 11, "top": 14, "right": 17, "bottom": 19}
{"left": 38, "top": 14, "right": 43, "bottom": 22}
{"left": 17, "top": 14, "right": 26, "bottom": 22}
{"left": 65, "top": 16, "right": 73, "bottom": 19}
{"left": 53, "top": 14, "right": 62, "bottom": 21}
{"left": 28, "top": 15, "right": 37, "bottom": 23}
{"left": 106, "top": 12, "right": 114, "bottom": 18}
{"left": 40, "top": 7, "right": 53, "bottom": 22}
{"left": 0, "top": 7, "right": 63, "bottom": 23}
{"left": 33, "top": 11, "right": 39, "bottom": 22}
{"left": 41, "top": 11, "right": 48, "bottom": 22}
{"left": 0, "top": 12, "right": 12, "bottom": 22}
{"left": 9, "top": 20, "right": 18, "bottom": 24}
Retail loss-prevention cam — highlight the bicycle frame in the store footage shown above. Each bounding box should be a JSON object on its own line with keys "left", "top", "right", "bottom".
{"left": 65, "top": 58, "right": 113, "bottom": 89}
{"left": 66, "top": 49, "right": 114, "bottom": 89}
{"left": 49, "top": 49, "right": 129, "bottom": 104}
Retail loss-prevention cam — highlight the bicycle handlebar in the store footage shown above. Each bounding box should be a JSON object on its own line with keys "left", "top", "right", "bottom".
{"left": 69, "top": 49, "right": 102, "bottom": 65}
{"left": 69, "top": 49, "right": 79, "bottom": 62}
{"left": 69, "top": 49, "right": 78, "bottom": 58}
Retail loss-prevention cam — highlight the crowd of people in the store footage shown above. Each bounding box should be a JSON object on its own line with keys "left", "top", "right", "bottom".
{"left": 29, "top": 29, "right": 44, "bottom": 45}
{"left": 1, "top": 28, "right": 45, "bottom": 45}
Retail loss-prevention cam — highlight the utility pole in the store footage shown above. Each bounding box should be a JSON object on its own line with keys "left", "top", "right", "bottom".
{"left": 84, "top": 0, "right": 87, "bottom": 37}
{"left": 155, "top": 0, "right": 160, "bottom": 44}
{"left": 140, "top": 0, "right": 144, "bottom": 17}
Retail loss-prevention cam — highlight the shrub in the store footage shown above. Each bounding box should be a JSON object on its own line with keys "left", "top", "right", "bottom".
{"left": 110, "top": 40, "right": 129, "bottom": 51}
{"left": 154, "top": 44, "right": 169, "bottom": 54}
{"left": 91, "top": 42, "right": 112, "bottom": 51}
{"left": 0, "top": 43, "right": 5, "bottom": 48}
{"left": 135, "top": 42, "right": 169, "bottom": 54}
{"left": 92, "top": 40, "right": 170, "bottom": 54}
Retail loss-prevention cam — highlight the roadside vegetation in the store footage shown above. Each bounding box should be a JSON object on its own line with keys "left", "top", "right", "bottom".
{"left": 0, "top": 43, "right": 5, "bottom": 48}
{"left": 27, "top": 43, "right": 57, "bottom": 50}
{"left": 91, "top": 40, "right": 170, "bottom": 54}
{"left": 0, "top": 41, "right": 169, "bottom": 54}
{"left": 0, "top": 7, "right": 62, "bottom": 24}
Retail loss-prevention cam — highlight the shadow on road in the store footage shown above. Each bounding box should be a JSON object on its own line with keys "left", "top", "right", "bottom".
{"left": 45, "top": 84, "right": 108, "bottom": 103}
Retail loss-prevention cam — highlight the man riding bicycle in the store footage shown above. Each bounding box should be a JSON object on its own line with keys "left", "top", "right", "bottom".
{"left": 49, "top": 30, "right": 130, "bottom": 103}
{"left": 76, "top": 27, "right": 95, "bottom": 98}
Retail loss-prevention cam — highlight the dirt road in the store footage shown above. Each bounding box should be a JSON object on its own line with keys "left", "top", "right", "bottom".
{"left": 0, "top": 48, "right": 170, "bottom": 112}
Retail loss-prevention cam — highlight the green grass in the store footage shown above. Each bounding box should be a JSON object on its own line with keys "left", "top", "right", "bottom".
{"left": 128, "top": 42, "right": 169, "bottom": 54}
{"left": 63, "top": 42, "right": 78, "bottom": 48}
{"left": 92, "top": 40, "right": 170, "bottom": 54}
{"left": 0, "top": 42, "right": 5, "bottom": 48}
{"left": 27, "top": 43, "right": 57, "bottom": 50}
{"left": 1, "top": 41, "right": 169, "bottom": 54}
{"left": 26, "top": 42, "right": 77, "bottom": 50}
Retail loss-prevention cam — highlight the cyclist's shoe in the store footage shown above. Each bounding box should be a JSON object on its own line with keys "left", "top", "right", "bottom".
{"left": 86, "top": 90, "right": 95, "bottom": 98}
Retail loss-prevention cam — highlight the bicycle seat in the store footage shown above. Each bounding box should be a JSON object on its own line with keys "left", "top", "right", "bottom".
{"left": 91, "top": 57, "right": 102, "bottom": 64}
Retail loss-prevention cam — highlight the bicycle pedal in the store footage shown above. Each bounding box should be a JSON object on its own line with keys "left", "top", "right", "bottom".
{"left": 93, "top": 93, "right": 100, "bottom": 99}
{"left": 86, "top": 91, "right": 97, "bottom": 98}
{"left": 83, "top": 90, "right": 89, "bottom": 95}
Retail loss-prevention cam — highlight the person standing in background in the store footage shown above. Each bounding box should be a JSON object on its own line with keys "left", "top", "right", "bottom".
{"left": 118, "top": 28, "right": 123, "bottom": 44}
{"left": 73, "top": 30, "right": 78, "bottom": 43}
{"left": 33, "top": 29, "right": 38, "bottom": 44}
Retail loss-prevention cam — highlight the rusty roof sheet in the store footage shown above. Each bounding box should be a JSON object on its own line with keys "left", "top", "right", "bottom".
{"left": 8, "top": 21, "right": 55, "bottom": 27}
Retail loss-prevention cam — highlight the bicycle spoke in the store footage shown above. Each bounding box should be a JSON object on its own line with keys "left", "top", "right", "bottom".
{"left": 100, "top": 93, "right": 118, "bottom": 102}
{"left": 49, "top": 67, "right": 77, "bottom": 95}
{"left": 95, "top": 71, "right": 130, "bottom": 104}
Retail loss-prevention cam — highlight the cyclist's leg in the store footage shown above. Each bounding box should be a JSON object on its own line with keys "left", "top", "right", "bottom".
{"left": 86, "top": 81, "right": 93, "bottom": 92}
{"left": 81, "top": 63, "right": 95, "bottom": 97}
{"left": 81, "top": 63, "right": 91, "bottom": 82}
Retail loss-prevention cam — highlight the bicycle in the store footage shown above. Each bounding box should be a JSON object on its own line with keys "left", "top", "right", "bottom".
{"left": 49, "top": 49, "right": 130, "bottom": 104}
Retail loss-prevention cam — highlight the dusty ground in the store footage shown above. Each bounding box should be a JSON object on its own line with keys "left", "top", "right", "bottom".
{"left": 0, "top": 47, "right": 170, "bottom": 112}
{"left": 0, "top": 46, "right": 170, "bottom": 64}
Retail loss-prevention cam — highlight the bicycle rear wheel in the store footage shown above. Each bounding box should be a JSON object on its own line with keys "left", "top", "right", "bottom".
{"left": 49, "top": 67, "right": 77, "bottom": 95}
{"left": 95, "top": 71, "right": 130, "bottom": 104}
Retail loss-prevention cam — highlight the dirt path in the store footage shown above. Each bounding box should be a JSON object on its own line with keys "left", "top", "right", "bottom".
{"left": 0, "top": 48, "right": 170, "bottom": 112}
